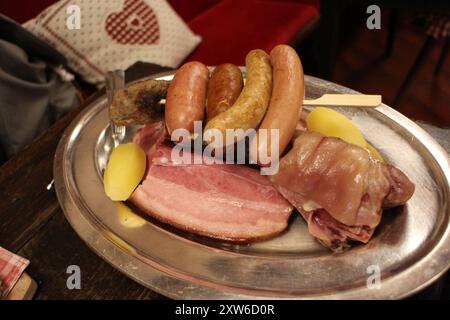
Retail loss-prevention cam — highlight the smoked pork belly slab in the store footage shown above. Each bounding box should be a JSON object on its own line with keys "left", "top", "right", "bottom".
{"left": 129, "top": 124, "right": 293, "bottom": 242}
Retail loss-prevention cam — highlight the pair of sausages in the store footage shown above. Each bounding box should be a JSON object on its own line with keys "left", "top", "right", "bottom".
{"left": 204, "top": 49, "right": 273, "bottom": 140}
{"left": 165, "top": 44, "right": 304, "bottom": 162}
{"left": 165, "top": 62, "right": 243, "bottom": 137}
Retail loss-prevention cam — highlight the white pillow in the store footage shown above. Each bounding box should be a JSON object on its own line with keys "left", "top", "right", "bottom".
{"left": 24, "top": 0, "right": 201, "bottom": 84}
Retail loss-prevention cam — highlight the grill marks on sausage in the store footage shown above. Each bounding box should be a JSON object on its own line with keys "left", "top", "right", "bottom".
{"left": 110, "top": 79, "right": 169, "bottom": 126}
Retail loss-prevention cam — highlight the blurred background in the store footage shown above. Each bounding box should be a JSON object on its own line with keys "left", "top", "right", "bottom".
{"left": 324, "top": 4, "right": 450, "bottom": 128}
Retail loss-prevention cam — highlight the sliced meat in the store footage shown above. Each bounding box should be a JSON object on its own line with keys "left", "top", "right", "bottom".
{"left": 130, "top": 130, "right": 293, "bottom": 242}
{"left": 271, "top": 131, "right": 415, "bottom": 251}
{"left": 132, "top": 121, "right": 167, "bottom": 153}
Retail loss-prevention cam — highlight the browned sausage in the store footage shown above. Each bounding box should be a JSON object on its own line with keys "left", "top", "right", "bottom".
{"left": 250, "top": 44, "right": 304, "bottom": 165}
{"left": 165, "top": 61, "right": 209, "bottom": 136}
{"left": 110, "top": 79, "right": 169, "bottom": 126}
{"left": 204, "top": 49, "right": 272, "bottom": 146}
{"left": 206, "top": 63, "right": 243, "bottom": 121}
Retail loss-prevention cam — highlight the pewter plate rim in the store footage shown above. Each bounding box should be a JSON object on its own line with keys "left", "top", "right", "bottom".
{"left": 54, "top": 70, "right": 450, "bottom": 299}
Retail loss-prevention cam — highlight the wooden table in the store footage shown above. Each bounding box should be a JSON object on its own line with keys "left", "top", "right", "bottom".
{"left": 0, "top": 64, "right": 447, "bottom": 299}
{"left": 0, "top": 64, "right": 170, "bottom": 299}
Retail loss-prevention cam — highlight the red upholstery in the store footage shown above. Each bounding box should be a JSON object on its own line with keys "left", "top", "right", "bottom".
{"left": 184, "top": 0, "right": 319, "bottom": 65}
{"left": 0, "top": 0, "right": 57, "bottom": 23}
{"left": 260, "top": 0, "right": 320, "bottom": 10}
{"left": 167, "top": 0, "right": 221, "bottom": 22}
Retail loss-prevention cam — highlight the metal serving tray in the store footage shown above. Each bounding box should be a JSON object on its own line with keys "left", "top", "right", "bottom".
{"left": 54, "top": 71, "right": 450, "bottom": 299}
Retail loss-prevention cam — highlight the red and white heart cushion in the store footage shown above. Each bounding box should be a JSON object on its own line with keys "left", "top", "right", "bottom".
{"left": 106, "top": 0, "right": 160, "bottom": 45}
{"left": 24, "top": 0, "right": 201, "bottom": 84}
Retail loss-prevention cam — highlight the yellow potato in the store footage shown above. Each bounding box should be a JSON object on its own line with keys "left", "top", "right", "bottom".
{"left": 306, "top": 107, "right": 383, "bottom": 160}
{"left": 116, "top": 202, "right": 146, "bottom": 228}
{"left": 103, "top": 143, "right": 146, "bottom": 201}
{"left": 306, "top": 107, "right": 366, "bottom": 146}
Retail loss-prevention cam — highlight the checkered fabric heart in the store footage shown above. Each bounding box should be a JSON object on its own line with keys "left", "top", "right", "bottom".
{"left": 106, "top": 0, "right": 160, "bottom": 45}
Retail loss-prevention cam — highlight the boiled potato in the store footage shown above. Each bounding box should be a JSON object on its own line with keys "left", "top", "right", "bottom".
{"left": 306, "top": 107, "right": 366, "bottom": 146}
{"left": 116, "top": 202, "right": 146, "bottom": 228}
{"left": 103, "top": 143, "right": 146, "bottom": 201}
{"left": 306, "top": 107, "right": 383, "bottom": 161}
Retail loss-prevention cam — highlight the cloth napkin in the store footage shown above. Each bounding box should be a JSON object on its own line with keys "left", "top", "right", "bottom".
{"left": 23, "top": 0, "right": 201, "bottom": 84}
{"left": 0, "top": 246, "right": 30, "bottom": 299}
{"left": 0, "top": 15, "right": 80, "bottom": 160}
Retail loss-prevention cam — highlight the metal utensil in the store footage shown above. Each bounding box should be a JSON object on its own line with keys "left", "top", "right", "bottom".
{"left": 105, "top": 70, "right": 126, "bottom": 147}
{"left": 45, "top": 71, "right": 125, "bottom": 194}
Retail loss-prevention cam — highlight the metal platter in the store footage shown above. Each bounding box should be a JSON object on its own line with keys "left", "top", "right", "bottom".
{"left": 54, "top": 70, "right": 450, "bottom": 299}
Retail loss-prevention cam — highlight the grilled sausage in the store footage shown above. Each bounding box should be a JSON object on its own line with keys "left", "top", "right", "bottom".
{"left": 204, "top": 49, "right": 272, "bottom": 145}
{"left": 110, "top": 79, "right": 169, "bottom": 126}
{"left": 165, "top": 61, "right": 209, "bottom": 136}
{"left": 250, "top": 44, "right": 304, "bottom": 165}
{"left": 206, "top": 63, "right": 243, "bottom": 121}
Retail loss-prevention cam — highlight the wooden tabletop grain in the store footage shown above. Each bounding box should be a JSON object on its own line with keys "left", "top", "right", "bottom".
{"left": 0, "top": 64, "right": 447, "bottom": 300}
